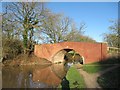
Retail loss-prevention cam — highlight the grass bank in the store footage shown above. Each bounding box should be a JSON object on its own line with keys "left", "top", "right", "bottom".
{"left": 59, "top": 66, "right": 86, "bottom": 89}
{"left": 82, "top": 64, "right": 111, "bottom": 73}
{"left": 82, "top": 56, "right": 120, "bottom": 73}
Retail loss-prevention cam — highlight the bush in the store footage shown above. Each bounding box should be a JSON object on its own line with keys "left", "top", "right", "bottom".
{"left": 2, "top": 39, "right": 23, "bottom": 60}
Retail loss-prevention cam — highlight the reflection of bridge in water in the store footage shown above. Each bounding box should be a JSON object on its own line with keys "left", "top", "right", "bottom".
{"left": 34, "top": 42, "right": 108, "bottom": 64}
{"left": 3, "top": 64, "right": 67, "bottom": 88}
{"left": 32, "top": 63, "right": 67, "bottom": 87}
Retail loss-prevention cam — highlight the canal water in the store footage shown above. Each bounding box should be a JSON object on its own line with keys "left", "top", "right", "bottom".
{"left": 2, "top": 63, "right": 68, "bottom": 88}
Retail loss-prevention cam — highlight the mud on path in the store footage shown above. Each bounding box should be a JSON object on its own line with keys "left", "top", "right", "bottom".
{"left": 78, "top": 65, "right": 120, "bottom": 88}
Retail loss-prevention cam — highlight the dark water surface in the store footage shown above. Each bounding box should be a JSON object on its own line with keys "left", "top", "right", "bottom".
{"left": 2, "top": 63, "right": 67, "bottom": 88}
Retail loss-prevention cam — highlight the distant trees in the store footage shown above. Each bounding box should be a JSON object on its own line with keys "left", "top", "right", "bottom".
{"left": 41, "top": 13, "right": 96, "bottom": 43}
{"left": 64, "top": 22, "right": 96, "bottom": 42}
{"left": 103, "top": 20, "right": 119, "bottom": 48}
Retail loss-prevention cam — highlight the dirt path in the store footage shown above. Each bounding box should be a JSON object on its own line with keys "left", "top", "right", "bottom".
{"left": 78, "top": 65, "right": 120, "bottom": 88}
{"left": 78, "top": 69, "right": 101, "bottom": 88}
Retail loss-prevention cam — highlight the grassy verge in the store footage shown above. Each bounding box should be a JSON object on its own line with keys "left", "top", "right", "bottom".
{"left": 97, "top": 67, "right": 120, "bottom": 88}
{"left": 82, "top": 56, "right": 120, "bottom": 73}
{"left": 82, "top": 64, "right": 111, "bottom": 73}
{"left": 58, "top": 66, "right": 86, "bottom": 89}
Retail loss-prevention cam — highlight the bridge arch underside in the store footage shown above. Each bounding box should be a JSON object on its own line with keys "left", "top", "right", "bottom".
{"left": 52, "top": 49, "right": 84, "bottom": 64}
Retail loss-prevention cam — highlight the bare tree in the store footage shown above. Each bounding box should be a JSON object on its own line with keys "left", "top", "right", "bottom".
{"left": 41, "top": 12, "right": 95, "bottom": 43}
{"left": 64, "top": 21, "right": 95, "bottom": 42}
{"left": 3, "top": 2, "right": 45, "bottom": 54}
{"left": 103, "top": 20, "right": 119, "bottom": 47}
{"left": 41, "top": 13, "right": 71, "bottom": 43}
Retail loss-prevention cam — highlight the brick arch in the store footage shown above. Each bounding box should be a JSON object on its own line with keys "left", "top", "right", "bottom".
{"left": 52, "top": 48, "right": 85, "bottom": 58}
{"left": 52, "top": 48, "right": 85, "bottom": 64}
{"left": 34, "top": 42, "right": 107, "bottom": 64}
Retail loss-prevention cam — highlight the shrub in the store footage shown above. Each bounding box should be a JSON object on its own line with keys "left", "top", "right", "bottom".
{"left": 2, "top": 38, "right": 23, "bottom": 60}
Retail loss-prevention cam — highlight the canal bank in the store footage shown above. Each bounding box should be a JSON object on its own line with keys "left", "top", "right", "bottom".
{"left": 2, "top": 54, "right": 52, "bottom": 67}
{"left": 58, "top": 65, "right": 86, "bottom": 89}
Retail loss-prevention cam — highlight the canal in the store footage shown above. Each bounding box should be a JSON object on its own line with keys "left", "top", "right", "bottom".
{"left": 2, "top": 50, "right": 83, "bottom": 88}
{"left": 2, "top": 63, "right": 67, "bottom": 88}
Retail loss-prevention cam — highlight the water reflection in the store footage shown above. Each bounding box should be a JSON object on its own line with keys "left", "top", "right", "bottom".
{"left": 2, "top": 63, "right": 67, "bottom": 88}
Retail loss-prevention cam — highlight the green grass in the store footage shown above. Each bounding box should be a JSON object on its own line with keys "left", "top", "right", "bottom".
{"left": 66, "top": 66, "right": 85, "bottom": 88}
{"left": 97, "top": 67, "right": 120, "bottom": 89}
{"left": 82, "top": 64, "right": 111, "bottom": 73}
{"left": 58, "top": 66, "right": 86, "bottom": 89}
{"left": 82, "top": 56, "right": 120, "bottom": 73}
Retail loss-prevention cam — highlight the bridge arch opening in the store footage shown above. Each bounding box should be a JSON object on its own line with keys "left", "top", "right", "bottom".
{"left": 52, "top": 48, "right": 84, "bottom": 65}
{"left": 64, "top": 49, "right": 84, "bottom": 64}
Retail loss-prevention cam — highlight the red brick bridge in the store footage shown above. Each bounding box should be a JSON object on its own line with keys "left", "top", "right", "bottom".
{"left": 34, "top": 42, "right": 107, "bottom": 64}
